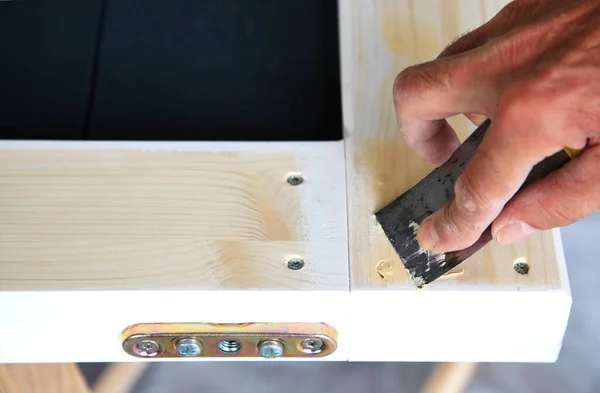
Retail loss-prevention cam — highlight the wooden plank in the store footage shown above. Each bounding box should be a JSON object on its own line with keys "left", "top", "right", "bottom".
{"left": 340, "top": 0, "right": 571, "bottom": 361}
{"left": 0, "top": 364, "right": 90, "bottom": 393}
{"left": 420, "top": 363, "right": 478, "bottom": 393}
{"left": 0, "top": 141, "right": 349, "bottom": 362}
{"left": 91, "top": 363, "right": 148, "bottom": 393}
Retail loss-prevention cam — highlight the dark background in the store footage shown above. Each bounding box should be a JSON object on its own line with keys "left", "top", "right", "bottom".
{"left": 0, "top": 0, "right": 342, "bottom": 141}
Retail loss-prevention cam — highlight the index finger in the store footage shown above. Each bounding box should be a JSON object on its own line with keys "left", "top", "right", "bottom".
{"left": 415, "top": 95, "right": 574, "bottom": 253}
{"left": 393, "top": 52, "right": 497, "bottom": 166}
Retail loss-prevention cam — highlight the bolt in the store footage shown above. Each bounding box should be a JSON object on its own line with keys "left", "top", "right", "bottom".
{"left": 135, "top": 340, "right": 160, "bottom": 357}
{"left": 513, "top": 257, "right": 530, "bottom": 275}
{"left": 287, "top": 258, "right": 304, "bottom": 271}
{"left": 258, "top": 340, "right": 284, "bottom": 359}
{"left": 218, "top": 340, "right": 241, "bottom": 353}
{"left": 286, "top": 173, "right": 303, "bottom": 186}
{"left": 301, "top": 338, "right": 323, "bottom": 354}
{"left": 176, "top": 338, "right": 202, "bottom": 357}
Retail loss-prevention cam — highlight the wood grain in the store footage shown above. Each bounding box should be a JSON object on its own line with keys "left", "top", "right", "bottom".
{"left": 0, "top": 141, "right": 351, "bottom": 362}
{"left": 0, "top": 144, "right": 347, "bottom": 291}
{"left": 341, "top": 0, "right": 565, "bottom": 290}
{"left": 340, "top": 0, "right": 572, "bottom": 362}
{"left": 0, "top": 364, "right": 90, "bottom": 393}
{"left": 91, "top": 363, "right": 148, "bottom": 393}
{"left": 420, "top": 363, "right": 478, "bottom": 393}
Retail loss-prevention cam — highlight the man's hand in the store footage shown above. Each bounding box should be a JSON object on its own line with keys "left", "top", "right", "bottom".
{"left": 393, "top": 0, "right": 600, "bottom": 253}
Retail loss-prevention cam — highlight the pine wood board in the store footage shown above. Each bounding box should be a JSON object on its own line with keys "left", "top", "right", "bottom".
{"left": 340, "top": 0, "right": 571, "bottom": 362}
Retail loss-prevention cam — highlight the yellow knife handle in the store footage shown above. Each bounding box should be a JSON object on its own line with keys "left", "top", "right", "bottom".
{"left": 564, "top": 146, "right": 584, "bottom": 159}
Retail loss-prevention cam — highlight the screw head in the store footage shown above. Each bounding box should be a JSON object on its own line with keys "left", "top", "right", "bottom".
{"left": 176, "top": 338, "right": 202, "bottom": 357}
{"left": 513, "top": 257, "right": 530, "bottom": 275}
{"left": 258, "top": 340, "right": 284, "bottom": 359}
{"left": 218, "top": 340, "right": 241, "bottom": 353}
{"left": 301, "top": 338, "right": 323, "bottom": 354}
{"left": 287, "top": 258, "right": 304, "bottom": 271}
{"left": 286, "top": 173, "right": 303, "bottom": 186}
{"left": 135, "top": 340, "right": 160, "bottom": 357}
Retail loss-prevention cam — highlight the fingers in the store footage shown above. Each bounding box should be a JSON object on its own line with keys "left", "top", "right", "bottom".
{"left": 465, "top": 113, "right": 488, "bottom": 126}
{"left": 437, "top": 0, "right": 543, "bottom": 59}
{"left": 491, "top": 145, "right": 600, "bottom": 244}
{"left": 416, "top": 100, "right": 562, "bottom": 253}
{"left": 393, "top": 54, "right": 497, "bottom": 166}
{"left": 438, "top": 25, "right": 489, "bottom": 59}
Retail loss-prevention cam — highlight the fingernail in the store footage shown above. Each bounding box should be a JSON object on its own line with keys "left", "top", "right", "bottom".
{"left": 417, "top": 219, "right": 438, "bottom": 250}
{"left": 495, "top": 222, "right": 537, "bottom": 245}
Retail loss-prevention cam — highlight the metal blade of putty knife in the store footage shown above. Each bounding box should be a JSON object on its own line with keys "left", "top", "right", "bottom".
{"left": 374, "top": 119, "right": 575, "bottom": 288}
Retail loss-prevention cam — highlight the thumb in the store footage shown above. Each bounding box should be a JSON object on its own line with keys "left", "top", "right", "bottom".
{"left": 492, "top": 145, "right": 600, "bottom": 244}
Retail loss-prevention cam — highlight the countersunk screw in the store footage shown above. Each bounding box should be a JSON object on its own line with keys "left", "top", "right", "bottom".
{"left": 176, "top": 338, "right": 202, "bottom": 357}
{"left": 135, "top": 340, "right": 160, "bottom": 357}
{"left": 287, "top": 258, "right": 304, "bottom": 271}
{"left": 513, "top": 257, "right": 530, "bottom": 275}
{"left": 301, "top": 338, "right": 323, "bottom": 354}
{"left": 286, "top": 173, "right": 303, "bottom": 186}
{"left": 258, "top": 340, "right": 284, "bottom": 359}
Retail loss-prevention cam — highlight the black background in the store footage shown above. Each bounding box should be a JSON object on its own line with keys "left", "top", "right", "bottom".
{"left": 0, "top": 0, "right": 342, "bottom": 141}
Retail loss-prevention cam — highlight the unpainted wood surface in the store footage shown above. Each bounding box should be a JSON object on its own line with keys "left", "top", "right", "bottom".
{"left": 0, "top": 364, "right": 90, "bottom": 393}
{"left": 92, "top": 363, "right": 148, "bottom": 393}
{"left": 420, "top": 362, "right": 478, "bottom": 393}
{"left": 341, "top": 0, "right": 565, "bottom": 290}
{"left": 0, "top": 143, "right": 347, "bottom": 291}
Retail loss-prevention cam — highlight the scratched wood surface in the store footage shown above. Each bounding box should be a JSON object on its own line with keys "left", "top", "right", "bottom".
{"left": 0, "top": 364, "right": 90, "bottom": 393}
{"left": 340, "top": 0, "right": 568, "bottom": 291}
{"left": 0, "top": 142, "right": 348, "bottom": 291}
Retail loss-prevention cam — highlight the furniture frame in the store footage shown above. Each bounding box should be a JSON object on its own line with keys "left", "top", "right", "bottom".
{"left": 0, "top": 1, "right": 572, "bottom": 392}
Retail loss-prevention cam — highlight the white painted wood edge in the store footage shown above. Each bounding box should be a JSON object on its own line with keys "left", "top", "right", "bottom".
{"left": 0, "top": 290, "right": 350, "bottom": 363}
{"left": 0, "top": 140, "right": 350, "bottom": 362}
{"left": 348, "top": 289, "right": 572, "bottom": 362}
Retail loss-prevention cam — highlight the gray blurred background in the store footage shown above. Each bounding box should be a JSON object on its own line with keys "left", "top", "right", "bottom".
{"left": 80, "top": 212, "right": 600, "bottom": 393}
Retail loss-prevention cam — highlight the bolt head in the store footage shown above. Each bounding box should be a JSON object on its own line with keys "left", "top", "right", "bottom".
{"left": 135, "top": 340, "right": 160, "bottom": 357}
{"left": 286, "top": 174, "right": 303, "bottom": 186}
{"left": 176, "top": 338, "right": 202, "bottom": 357}
{"left": 301, "top": 338, "right": 324, "bottom": 354}
{"left": 258, "top": 340, "right": 284, "bottom": 359}
{"left": 287, "top": 258, "right": 304, "bottom": 271}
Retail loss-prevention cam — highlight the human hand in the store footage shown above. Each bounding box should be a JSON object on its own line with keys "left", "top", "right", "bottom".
{"left": 393, "top": 0, "right": 600, "bottom": 253}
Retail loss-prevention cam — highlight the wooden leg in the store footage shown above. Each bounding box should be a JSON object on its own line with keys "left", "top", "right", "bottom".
{"left": 420, "top": 362, "right": 478, "bottom": 393}
{"left": 91, "top": 363, "right": 149, "bottom": 393}
{"left": 0, "top": 363, "right": 90, "bottom": 393}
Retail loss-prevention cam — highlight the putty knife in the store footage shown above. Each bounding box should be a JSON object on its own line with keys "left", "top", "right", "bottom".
{"left": 374, "top": 119, "right": 581, "bottom": 288}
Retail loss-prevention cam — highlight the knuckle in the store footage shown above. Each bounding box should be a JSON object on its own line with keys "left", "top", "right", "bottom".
{"left": 438, "top": 202, "right": 483, "bottom": 250}
{"left": 394, "top": 63, "right": 450, "bottom": 115}
{"left": 393, "top": 66, "right": 420, "bottom": 115}
{"left": 455, "top": 171, "right": 494, "bottom": 214}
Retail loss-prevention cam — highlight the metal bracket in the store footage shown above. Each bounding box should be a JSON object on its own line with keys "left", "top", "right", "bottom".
{"left": 122, "top": 322, "right": 338, "bottom": 359}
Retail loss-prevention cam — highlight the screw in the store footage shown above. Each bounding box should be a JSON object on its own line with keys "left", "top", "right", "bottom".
{"left": 301, "top": 338, "right": 324, "bottom": 354}
{"left": 135, "top": 340, "right": 160, "bottom": 357}
{"left": 513, "top": 257, "right": 530, "bottom": 275}
{"left": 286, "top": 173, "right": 303, "bottom": 186}
{"left": 287, "top": 258, "right": 304, "bottom": 271}
{"left": 258, "top": 340, "right": 284, "bottom": 359}
{"left": 176, "top": 338, "right": 202, "bottom": 357}
{"left": 218, "top": 340, "right": 241, "bottom": 353}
